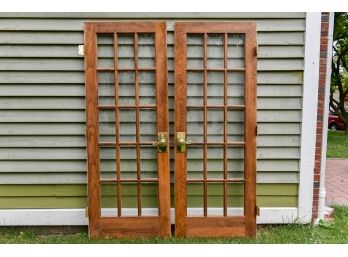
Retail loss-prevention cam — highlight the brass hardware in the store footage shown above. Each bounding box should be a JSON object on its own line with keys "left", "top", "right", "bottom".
{"left": 153, "top": 132, "right": 168, "bottom": 153}
{"left": 176, "top": 132, "right": 191, "bottom": 153}
{"left": 85, "top": 207, "right": 88, "bottom": 217}
{"left": 256, "top": 206, "right": 260, "bottom": 216}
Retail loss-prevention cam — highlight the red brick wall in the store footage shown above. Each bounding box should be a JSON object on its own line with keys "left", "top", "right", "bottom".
{"left": 312, "top": 12, "right": 330, "bottom": 220}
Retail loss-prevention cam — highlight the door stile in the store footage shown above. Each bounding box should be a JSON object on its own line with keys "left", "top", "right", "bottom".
{"left": 244, "top": 25, "right": 257, "bottom": 237}
{"left": 174, "top": 25, "right": 188, "bottom": 237}
{"left": 84, "top": 24, "right": 101, "bottom": 238}
{"left": 155, "top": 22, "right": 171, "bottom": 237}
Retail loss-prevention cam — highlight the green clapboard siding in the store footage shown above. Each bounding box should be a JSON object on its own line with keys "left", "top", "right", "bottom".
{"left": 0, "top": 184, "right": 298, "bottom": 208}
{"left": 0, "top": 12, "right": 305, "bottom": 210}
{"left": 0, "top": 196, "right": 297, "bottom": 208}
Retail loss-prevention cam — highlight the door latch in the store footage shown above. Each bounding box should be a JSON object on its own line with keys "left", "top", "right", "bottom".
{"left": 176, "top": 132, "right": 191, "bottom": 153}
{"left": 153, "top": 132, "right": 168, "bottom": 153}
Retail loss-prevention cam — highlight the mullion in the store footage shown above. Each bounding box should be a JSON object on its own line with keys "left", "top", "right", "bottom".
{"left": 187, "top": 105, "right": 245, "bottom": 110}
{"left": 188, "top": 142, "right": 245, "bottom": 146}
{"left": 100, "top": 142, "right": 245, "bottom": 148}
{"left": 99, "top": 141, "right": 155, "bottom": 146}
{"left": 203, "top": 33, "right": 208, "bottom": 217}
{"left": 186, "top": 178, "right": 245, "bottom": 183}
{"left": 134, "top": 32, "right": 142, "bottom": 217}
{"left": 113, "top": 33, "right": 122, "bottom": 217}
{"left": 118, "top": 68, "right": 156, "bottom": 71}
{"left": 223, "top": 33, "right": 228, "bottom": 217}
{"left": 98, "top": 105, "right": 157, "bottom": 110}
{"left": 101, "top": 178, "right": 158, "bottom": 183}
{"left": 97, "top": 68, "right": 156, "bottom": 72}
{"left": 187, "top": 68, "right": 245, "bottom": 72}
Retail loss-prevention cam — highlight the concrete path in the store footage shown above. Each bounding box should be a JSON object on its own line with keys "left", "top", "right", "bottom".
{"left": 325, "top": 159, "right": 348, "bottom": 206}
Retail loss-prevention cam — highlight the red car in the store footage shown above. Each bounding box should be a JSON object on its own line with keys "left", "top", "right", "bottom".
{"left": 328, "top": 106, "right": 348, "bottom": 130}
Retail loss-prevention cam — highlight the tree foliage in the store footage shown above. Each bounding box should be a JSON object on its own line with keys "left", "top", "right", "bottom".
{"left": 331, "top": 12, "right": 348, "bottom": 133}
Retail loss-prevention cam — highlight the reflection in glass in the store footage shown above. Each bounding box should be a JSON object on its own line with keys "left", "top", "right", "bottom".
{"left": 117, "top": 33, "right": 135, "bottom": 69}
{"left": 97, "top": 34, "right": 114, "bottom": 69}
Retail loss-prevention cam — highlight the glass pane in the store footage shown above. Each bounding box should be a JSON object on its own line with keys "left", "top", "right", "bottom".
{"left": 141, "top": 183, "right": 159, "bottom": 216}
{"left": 187, "top": 34, "right": 204, "bottom": 69}
{"left": 207, "top": 71, "right": 224, "bottom": 105}
{"left": 227, "top": 34, "right": 245, "bottom": 69}
{"left": 99, "top": 109, "right": 116, "bottom": 142}
{"left": 187, "top": 109, "right": 203, "bottom": 142}
{"left": 187, "top": 71, "right": 204, "bottom": 106}
{"left": 227, "top": 72, "right": 244, "bottom": 105}
{"left": 227, "top": 183, "right": 244, "bottom": 214}
{"left": 121, "top": 182, "right": 138, "bottom": 216}
{"left": 140, "top": 146, "right": 157, "bottom": 179}
{"left": 118, "top": 71, "right": 135, "bottom": 105}
{"left": 227, "top": 110, "right": 244, "bottom": 142}
{"left": 187, "top": 183, "right": 204, "bottom": 217}
{"left": 207, "top": 34, "right": 224, "bottom": 69}
{"left": 207, "top": 182, "right": 224, "bottom": 216}
{"left": 140, "top": 109, "right": 156, "bottom": 142}
{"left": 98, "top": 71, "right": 114, "bottom": 105}
{"left": 117, "top": 33, "right": 135, "bottom": 69}
{"left": 99, "top": 147, "right": 116, "bottom": 180}
{"left": 187, "top": 146, "right": 203, "bottom": 180}
{"left": 119, "top": 109, "right": 136, "bottom": 142}
{"left": 100, "top": 183, "right": 118, "bottom": 217}
{"left": 227, "top": 147, "right": 244, "bottom": 179}
{"left": 97, "top": 34, "right": 114, "bottom": 69}
{"left": 100, "top": 160, "right": 117, "bottom": 180}
{"left": 139, "top": 71, "right": 156, "bottom": 104}
{"left": 120, "top": 147, "right": 137, "bottom": 179}
{"left": 207, "top": 147, "right": 224, "bottom": 179}
{"left": 207, "top": 109, "right": 224, "bottom": 142}
{"left": 138, "top": 33, "right": 155, "bottom": 68}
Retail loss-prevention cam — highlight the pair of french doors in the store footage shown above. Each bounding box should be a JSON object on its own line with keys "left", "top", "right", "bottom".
{"left": 84, "top": 21, "right": 257, "bottom": 239}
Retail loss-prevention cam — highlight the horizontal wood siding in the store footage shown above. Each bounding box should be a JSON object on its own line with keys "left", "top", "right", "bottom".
{"left": 0, "top": 184, "right": 298, "bottom": 208}
{"left": 0, "top": 13, "right": 305, "bottom": 209}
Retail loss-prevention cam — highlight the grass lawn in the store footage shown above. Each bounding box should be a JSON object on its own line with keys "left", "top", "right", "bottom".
{"left": 0, "top": 206, "right": 347, "bottom": 244}
{"left": 327, "top": 130, "right": 348, "bottom": 158}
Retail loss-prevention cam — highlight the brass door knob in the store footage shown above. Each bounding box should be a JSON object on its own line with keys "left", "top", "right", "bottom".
{"left": 176, "top": 132, "right": 191, "bottom": 153}
{"left": 153, "top": 132, "right": 168, "bottom": 153}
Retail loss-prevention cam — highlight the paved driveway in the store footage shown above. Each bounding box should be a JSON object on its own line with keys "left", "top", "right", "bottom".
{"left": 325, "top": 159, "right": 348, "bottom": 206}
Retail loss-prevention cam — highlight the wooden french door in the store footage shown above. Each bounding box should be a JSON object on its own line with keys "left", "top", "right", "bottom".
{"left": 84, "top": 22, "right": 170, "bottom": 238}
{"left": 174, "top": 22, "right": 257, "bottom": 237}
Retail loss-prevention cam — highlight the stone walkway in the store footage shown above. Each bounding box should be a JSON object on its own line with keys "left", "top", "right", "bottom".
{"left": 325, "top": 159, "right": 348, "bottom": 206}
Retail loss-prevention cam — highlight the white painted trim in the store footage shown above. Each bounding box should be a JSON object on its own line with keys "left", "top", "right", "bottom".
{"left": 257, "top": 208, "right": 299, "bottom": 224}
{"left": 317, "top": 12, "right": 335, "bottom": 221}
{"left": 0, "top": 208, "right": 298, "bottom": 226}
{"left": 298, "top": 12, "right": 322, "bottom": 223}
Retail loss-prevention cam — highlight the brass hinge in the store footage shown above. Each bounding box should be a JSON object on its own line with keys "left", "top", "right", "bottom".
{"left": 256, "top": 206, "right": 260, "bottom": 216}
{"left": 85, "top": 207, "right": 88, "bottom": 217}
{"left": 255, "top": 45, "right": 258, "bottom": 56}
{"left": 255, "top": 125, "right": 258, "bottom": 136}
